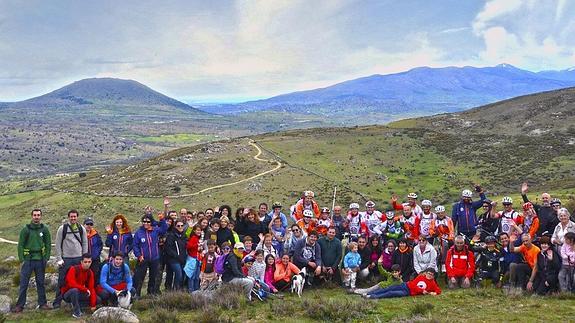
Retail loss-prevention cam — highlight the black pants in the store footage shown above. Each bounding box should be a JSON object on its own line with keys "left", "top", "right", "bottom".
{"left": 133, "top": 259, "right": 160, "bottom": 297}
{"left": 53, "top": 257, "right": 82, "bottom": 307}
{"left": 534, "top": 274, "right": 559, "bottom": 295}
{"left": 511, "top": 263, "right": 532, "bottom": 289}
{"left": 275, "top": 280, "right": 290, "bottom": 291}
{"left": 63, "top": 288, "right": 101, "bottom": 314}
{"left": 479, "top": 270, "right": 500, "bottom": 286}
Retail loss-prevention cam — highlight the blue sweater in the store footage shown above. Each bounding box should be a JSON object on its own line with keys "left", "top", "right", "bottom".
{"left": 100, "top": 263, "right": 132, "bottom": 293}
{"left": 343, "top": 251, "right": 361, "bottom": 269}
{"left": 452, "top": 193, "right": 487, "bottom": 233}
{"left": 133, "top": 219, "right": 168, "bottom": 261}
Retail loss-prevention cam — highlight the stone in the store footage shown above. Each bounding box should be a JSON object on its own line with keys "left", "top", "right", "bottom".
{"left": 92, "top": 307, "right": 139, "bottom": 323}
{"left": 0, "top": 294, "right": 11, "bottom": 314}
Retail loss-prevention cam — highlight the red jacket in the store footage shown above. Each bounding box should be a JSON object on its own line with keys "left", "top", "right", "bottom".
{"left": 406, "top": 274, "right": 442, "bottom": 296}
{"left": 187, "top": 235, "right": 200, "bottom": 258}
{"left": 61, "top": 265, "right": 97, "bottom": 307}
{"left": 445, "top": 246, "right": 475, "bottom": 279}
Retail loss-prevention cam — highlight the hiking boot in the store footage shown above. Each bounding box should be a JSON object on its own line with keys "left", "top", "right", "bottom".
{"left": 12, "top": 305, "right": 23, "bottom": 313}
{"left": 36, "top": 304, "right": 51, "bottom": 310}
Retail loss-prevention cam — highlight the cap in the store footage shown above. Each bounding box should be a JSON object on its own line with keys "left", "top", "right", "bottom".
{"left": 234, "top": 242, "right": 245, "bottom": 249}
{"left": 84, "top": 218, "right": 94, "bottom": 225}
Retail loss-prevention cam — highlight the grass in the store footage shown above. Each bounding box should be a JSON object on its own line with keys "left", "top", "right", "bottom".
{"left": 134, "top": 133, "right": 219, "bottom": 145}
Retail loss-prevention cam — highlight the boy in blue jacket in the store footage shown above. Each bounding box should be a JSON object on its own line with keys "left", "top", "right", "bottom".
{"left": 133, "top": 213, "right": 168, "bottom": 297}
{"left": 343, "top": 242, "right": 362, "bottom": 289}
{"left": 98, "top": 252, "right": 135, "bottom": 306}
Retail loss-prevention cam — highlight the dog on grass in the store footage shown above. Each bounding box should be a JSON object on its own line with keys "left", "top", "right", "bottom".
{"left": 117, "top": 290, "right": 132, "bottom": 309}
{"left": 291, "top": 267, "right": 307, "bottom": 297}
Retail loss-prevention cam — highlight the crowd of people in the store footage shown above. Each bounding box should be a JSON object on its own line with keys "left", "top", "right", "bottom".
{"left": 14, "top": 183, "right": 575, "bottom": 318}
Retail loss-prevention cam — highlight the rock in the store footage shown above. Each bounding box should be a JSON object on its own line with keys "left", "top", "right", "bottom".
{"left": 0, "top": 294, "right": 11, "bottom": 314}
{"left": 3, "top": 256, "right": 16, "bottom": 262}
{"left": 46, "top": 256, "right": 58, "bottom": 269}
{"left": 31, "top": 273, "right": 58, "bottom": 291}
{"left": 92, "top": 307, "right": 139, "bottom": 323}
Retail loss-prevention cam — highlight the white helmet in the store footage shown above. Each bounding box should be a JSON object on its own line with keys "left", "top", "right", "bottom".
{"left": 461, "top": 189, "right": 473, "bottom": 198}
{"left": 421, "top": 200, "right": 432, "bottom": 207}
{"left": 303, "top": 210, "right": 314, "bottom": 218}
{"left": 365, "top": 201, "right": 376, "bottom": 208}
{"left": 349, "top": 203, "right": 360, "bottom": 209}
{"left": 304, "top": 191, "right": 315, "bottom": 198}
{"left": 435, "top": 205, "right": 445, "bottom": 213}
{"left": 407, "top": 192, "right": 418, "bottom": 199}
{"left": 502, "top": 196, "right": 513, "bottom": 204}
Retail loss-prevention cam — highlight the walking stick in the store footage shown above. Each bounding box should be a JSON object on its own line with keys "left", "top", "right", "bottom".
{"left": 331, "top": 186, "right": 337, "bottom": 221}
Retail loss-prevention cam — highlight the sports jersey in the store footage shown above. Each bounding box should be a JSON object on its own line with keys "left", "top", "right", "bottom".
{"left": 429, "top": 217, "right": 454, "bottom": 241}
{"left": 347, "top": 212, "right": 366, "bottom": 236}
{"left": 498, "top": 210, "right": 520, "bottom": 235}
{"left": 419, "top": 212, "right": 436, "bottom": 239}
{"left": 316, "top": 218, "right": 332, "bottom": 236}
{"left": 360, "top": 210, "right": 383, "bottom": 236}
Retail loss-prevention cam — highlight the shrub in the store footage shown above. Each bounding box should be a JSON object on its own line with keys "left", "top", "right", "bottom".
{"left": 410, "top": 303, "right": 434, "bottom": 317}
{"left": 143, "top": 308, "right": 179, "bottom": 323}
{"left": 301, "top": 293, "right": 375, "bottom": 322}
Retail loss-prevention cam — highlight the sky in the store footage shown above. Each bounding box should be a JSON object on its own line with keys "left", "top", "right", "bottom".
{"left": 1, "top": 0, "right": 574, "bottom": 103}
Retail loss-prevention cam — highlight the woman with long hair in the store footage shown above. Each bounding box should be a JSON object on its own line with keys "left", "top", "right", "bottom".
{"left": 105, "top": 214, "right": 133, "bottom": 264}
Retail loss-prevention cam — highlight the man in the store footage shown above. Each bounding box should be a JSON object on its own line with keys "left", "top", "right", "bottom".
{"left": 419, "top": 200, "right": 436, "bottom": 243}
{"left": 374, "top": 211, "right": 405, "bottom": 242}
{"left": 222, "top": 242, "right": 255, "bottom": 300}
{"left": 15, "top": 209, "right": 51, "bottom": 313}
{"left": 133, "top": 213, "right": 168, "bottom": 298}
{"left": 452, "top": 186, "right": 487, "bottom": 239}
{"left": 347, "top": 203, "right": 366, "bottom": 239}
{"left": 497, "top": 197, "right": 521, "bottom": 236}
{"left": 521, "top": 182, "right": 555, "bottom": 236}
{"left": 293, "top": 230, "right": 323, "bottom": 282}
{"left": 509, "top": 233, "right": 540, "bottom": 292}
{"left": 445, "top": 236, "right": 475, "bottom": 289}
{"left": 357, "top": 236, "right": 373, "bottom": 280}
{"left": 84, "top": 218, "right": 103, "bottom": 284}
{"left": 318, "top": 227, "right": 342, "bottom": 282}
{"left": 392, "top": 193, "right": 423, "bottom": 218}
{"left": 331, "top": 205, "right": 347, "bottom": 240}
{"left": 473, "top": 235, "right": 503, "bottom": 287}
{"left": 293, "top": 191, "right": 321, "bottom": 222}
{"left": 268, "top": 202, "right": 288, "bottom": 229}
{"left": 98, "top": 252, "right": 135, "bottom": 306}
{"left": 61, "top": 253, "right": 98, "bottom": 318}
{"left": 360, "top": 201, "right": 383, "bottom": 237}
{"left": 53, "top": 210, "right": 88, "bottom": 309}
{"left": 258, "top": 203, "right": 272, "bottom": 230}
{"left": 398, "top": 205, "right": 420, "bottom": 245}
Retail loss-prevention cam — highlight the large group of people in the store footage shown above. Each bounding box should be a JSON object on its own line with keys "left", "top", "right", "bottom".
{"left": 14, "top": 183, "right": 575, "bottom": 318}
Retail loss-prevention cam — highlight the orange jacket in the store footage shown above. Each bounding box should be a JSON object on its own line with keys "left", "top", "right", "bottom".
{"left": 274, "top": 261, "right": 301, "bottom": 283}
{"left": 296, "top": 219, "right": 316, "bottom": 235}
{"left": 294, "top": 199, "right": 321, "bottom": 221}
{"left": 429, "top": 217, "right": 454, "bottom": 241}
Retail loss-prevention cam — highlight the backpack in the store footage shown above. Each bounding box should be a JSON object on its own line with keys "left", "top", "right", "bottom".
{"left": 106, "top": 263, "right": 126, "bottom": 282}
{"left": 61, "top": 223, "right": 85, "bottom": 252}
{"left": 215, "top": 253, "right": 229, "bottom": 274}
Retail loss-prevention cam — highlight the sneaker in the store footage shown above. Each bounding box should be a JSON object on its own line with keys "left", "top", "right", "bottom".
{"left": 36, "top": 304, "right": 51, "bottom": 310}
{"left": 72, "top": 311, "right": 83, "bottom": 318}
{"left": 12, "top": 305, "right": 23, "bottom": 313}
{"left": 51, "top": 302, "right": 61, "bottom": 310}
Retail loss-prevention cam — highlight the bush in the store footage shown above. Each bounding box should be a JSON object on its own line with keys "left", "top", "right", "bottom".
{"left": 410, "top": 303, "right": 434, "bottom": 317}
{"left": 301, "top": 293, "right": 375, "bottom": 322}
{"left": 142, "top": 308, "right": 179, "bottom": 323}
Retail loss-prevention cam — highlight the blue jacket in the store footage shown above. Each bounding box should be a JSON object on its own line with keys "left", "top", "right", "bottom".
{"left": 105, "top": 230, "right": 133, "bottom": 258}
{"left": 266, "top": 211, "right": 288, "bottom": 229}
{"left": 452, "top": 193, "right": 486, "bottom": 233}
{"left": 87, "top": 231, "right": 103, "bottom": 261}
{"left": 343, "top": 251, "right": 362, "bottom": 269}
{"left": 100, "top": 262, "right": 132, "bottom": 293}
{"left": 133, "top": 219, "right": 168, "bottom": 261}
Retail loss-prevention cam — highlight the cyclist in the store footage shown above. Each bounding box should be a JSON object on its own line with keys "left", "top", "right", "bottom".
{"left": 452, "top": 186, "right": 487, "bottom": 240}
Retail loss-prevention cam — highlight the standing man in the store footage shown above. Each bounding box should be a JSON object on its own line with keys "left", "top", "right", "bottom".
{"left": 53, "top": 210, "right": 88, "bottom": 309}
{"left": 318, "top": 227, "right": 342, "bottom": 282}
{"left": 14, "top": 209, "right": 51, "bottom": 313}
{"left": 452, "top": 186, "right": 487, "bottom": 239}
{"left": 521, "top": 182, "right": 555, "bottom": 237}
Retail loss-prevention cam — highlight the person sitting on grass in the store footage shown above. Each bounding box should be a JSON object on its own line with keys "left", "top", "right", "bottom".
{"left": 222, "top": 242, "right": 255, "bottom": 301}
{"left": 61, "top": 253, "right": 99, "bottom": 318}
{"left": 273, "top": 254, "right": 301, "bottom": 292}
{"left": 364, "top": 267, "right": 441, "bottom": 299}
{"left": 98, "top": 252, "right": 135, "bottom": 306}
{"left": 353, "top": 264, "right": 403, "bottom": 296}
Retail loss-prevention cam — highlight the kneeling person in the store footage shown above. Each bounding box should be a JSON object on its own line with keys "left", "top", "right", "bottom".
{"left": 445, "top": 236, "right": 475, "bottom": 289}
{"left": 98, "top": 252, "right": 135, "bottom": 306}
{"left": 61, "top": 253, "right": 99, "bottom": 318}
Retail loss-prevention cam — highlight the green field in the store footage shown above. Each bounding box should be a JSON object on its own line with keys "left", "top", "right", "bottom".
{"left": 135, "top": 133, "right": 219, "bottom": 145}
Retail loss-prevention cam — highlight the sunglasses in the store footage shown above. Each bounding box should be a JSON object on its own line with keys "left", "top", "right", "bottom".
{"left": 85, "top": 223, "right": 94, "bottom": 226}
{"left": 176, "top": 224, "right": 184, "bottom": 227}
{"left": 292, "top": 229, "right": 300, "bottom": 232}
{"left": 223, "top": 247, "right": 231, "bottom": 250}
{"left": 502, "top": 203, "right": 512, "bottom": 206}
{"left": 142, "top": 220, "right": 151, "bottom": 223}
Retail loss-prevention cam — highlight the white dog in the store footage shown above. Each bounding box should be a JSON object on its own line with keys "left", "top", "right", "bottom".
{"left": 117, "top": 290, "right": 132, "bottom": 309}
{"left": 291, "top": 267, "right": 307, "bottom": 297}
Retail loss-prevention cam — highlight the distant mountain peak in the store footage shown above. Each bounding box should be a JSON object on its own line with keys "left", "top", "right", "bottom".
{"left": 496, "top": 63, "right": 519, "bottom": 69}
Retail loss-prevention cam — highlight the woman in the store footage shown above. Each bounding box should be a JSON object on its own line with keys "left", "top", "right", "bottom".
{"left": 413, "top": 237, "right": 438, "bottom": 275}
{"left": 264, "top": 254, "right": 278, "bottom": 293}
{"left": 217, "top": 205, "right": 233, "bottom": 220}
{"left": 184, "top": 224, "right": 203, "bottom": 292}
{"left": 559, "top": 232, "right": 575, "bottom": 292}
{"left": 257, "top": 233, "right": 278, "bottom": 259}
{"left": 284, "top": 224, "right": 307, "bottom": 257}
{"left": 369, "top": 235, "right": 383, "bottom": 276}
{"left": 105, "top": 214, "right": 133, "bottom": 264}
{"left": 274, "top": 254, "right": 301, "bottom": 291}
{"left": 533, "top": 236, "right": 561, "bottom": 295}
{"left": 552, "top": 208, "right": 575, "bottom": 246}
{"left": 379, "top": 240, "right": 396, "bottom": 271}
{"left": 216, "top": 216, "right": 235, "bottom": 247}
{"left": 238, "top": 209, "right": 266, "bottom": 245}
{"left": 164, "top": 219, "right": 187, "bottom": 290}
{"left": 519, "top": 202, "right": 539, "bottom": 239}
{"left": 392, "top": 238, "right": 414, "bottom": 282}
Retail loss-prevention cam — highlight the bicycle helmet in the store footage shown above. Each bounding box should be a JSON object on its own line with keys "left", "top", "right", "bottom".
{"left": 407, "top": 192, "right": 418, "bottom": 199}
{"left": 484, "top": 236, "right": 497, "bottom": 244}
{"left": 461, "top": 189, "right": 473, "bottom": 198}
{"left": 434, "top": 205, "right": 445, "bottom": 213}
{"left": 303, "top": 210, "right": 314, "bottom": 218}
{"left": 421, "top": 200, "right": 432, "bottom": 207}
{"left": 349, "top": 203, "right": 360, "bottom": 209}
{"left": 272, "top": 202, "right": 282, "bottom": 209}
{"left": 365, "top": 200, "right": 376, "bottom": 208}
{"left": 304, "top": 191, "right": 315, "bottom": 198}
{"left": 501, "top": 196, "right": 513, "bottom": 204}
{"left": 321, "top": 207, "right": 330, "bottom": 213}
{"left": 550, "top": 198, "right": 562, "bottom": 206}
{"left": 385, "top": 211, "right": 395, "bottom": 220}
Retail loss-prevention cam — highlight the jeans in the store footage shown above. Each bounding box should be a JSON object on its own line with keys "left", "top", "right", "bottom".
{"left": 63, "top": 288, "right": 100, "bottom": 314}
{"left": 16, "top": 259, "right": 47, "bottom": 307}
{"left": 166, "top": 261, "right": 184, "bottom": 290}
{"left": 368, "top": 282, "right": 410, "bottom": 299}
{"left": 133, "top": 259, "right": 160, "bottom": 297}
{"left": 229, "top": 277, "right": 255, "bottom": 300}
{"left": 186, "top": 264, "right": 200, "bottom": 292}
{"left": 558, "top": 266, "right": 575, "bottom": 292}
{"left": 53, "top": 257, "right": 82, "bottom": 307}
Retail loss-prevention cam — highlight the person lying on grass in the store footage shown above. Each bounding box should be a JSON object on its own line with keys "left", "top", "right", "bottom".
{"left": 363, "top": 267, "right": 441, "bottom": 299}
{"left": 353, "top": 263, "right": 403, "bottom": 296}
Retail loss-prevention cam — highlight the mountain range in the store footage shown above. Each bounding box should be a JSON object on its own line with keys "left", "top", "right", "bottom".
{"left": 201, "top": 64, "right": 575, "bottom": 121}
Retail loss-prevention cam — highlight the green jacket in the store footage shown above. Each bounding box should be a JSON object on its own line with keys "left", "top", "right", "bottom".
{"left": 18, "top": 223, "right": 51, "bottom": 261}
{"left": 317, "top": 236, "right": 342, "bottom": 268}
{"left": 377, "top": 263, "right": 402, "bottom": 288}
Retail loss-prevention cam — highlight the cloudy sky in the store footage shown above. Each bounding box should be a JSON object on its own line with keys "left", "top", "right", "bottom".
{"left": 1, "top": 0, "right": 574, "bottom": 102}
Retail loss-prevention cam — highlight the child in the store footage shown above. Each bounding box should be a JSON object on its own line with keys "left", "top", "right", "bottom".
{"left": 264, "top": 254, "right": 278, "bottom": 293}
{"left": 365, "top": 267, "right": 441, "bottom": 299}
{"left": 242, "top": 236, "right": 256, "bottom": 259}
{"left": 343, "top": 242, "right": 362, "bottom": 289}
{"left": 354, "top": 264, "right": 403, "bottom": 296}
{"left": 316, "top": 207, "right": 333, "bottom": 236}
{"left": 199, "top": 240, "right": 219, "bottom": 290}
{"left": 185, "top": 224, "right": 203, "bottom": 292}
{"left": 269, "top": 217, "right": 286, "bottom": 257}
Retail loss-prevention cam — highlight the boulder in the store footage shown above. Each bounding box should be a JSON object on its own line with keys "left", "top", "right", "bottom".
{"left": 30, "top": 273, "right": 58, "bottom": 291}
{"left": 0, "top": 294, "right": 11, "bottom": 314}
{"left": 92, "top": 307, "right": 139, "bottom": 323}
{"left": 3, "top": 256, "right": 16, "bottom": 262}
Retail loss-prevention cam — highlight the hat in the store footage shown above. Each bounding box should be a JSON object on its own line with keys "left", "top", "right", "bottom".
{"left": 321, "top": 207, "right": 330, "bottom": 213}
{"left": 234, "top": 242, "right": 245, "bottom": 249}
{"left": 272, "top": 202, "right": 282, "bottom": 208}
{"left": 84, "top": 218, "right": 94, "bottom": 225}
{"left": 304, "top": 191, "right": 315, "bottom": 198}
{"left": 243, "top": 255, "right": 255, "bottom": 263}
